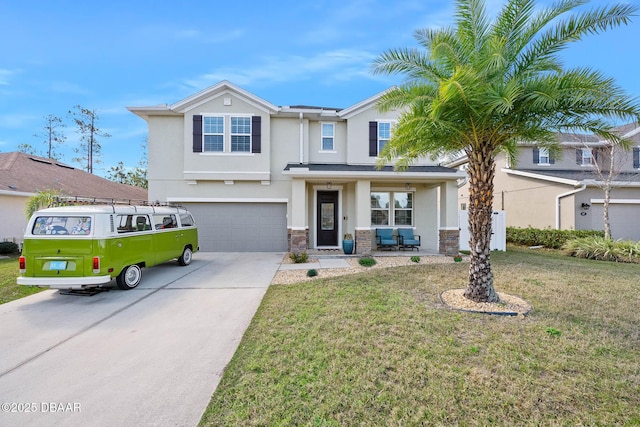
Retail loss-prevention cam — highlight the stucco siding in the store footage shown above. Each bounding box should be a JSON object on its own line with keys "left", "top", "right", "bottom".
{"left": 182, "top": 94, "right": 271, "bottom": 179}
{"left": 0, "top": 194, "right": 29, "bottom": 243}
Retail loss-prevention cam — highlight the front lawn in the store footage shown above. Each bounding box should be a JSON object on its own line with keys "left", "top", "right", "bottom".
{"left": 0, "top": 257, "right": 42, "bottom": 304}
{"left": 200, "top": 247, "right": 640, "bottom": 426}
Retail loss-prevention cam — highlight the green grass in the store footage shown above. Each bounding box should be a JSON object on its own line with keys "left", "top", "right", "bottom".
{"left": 200, "top": 247, "right": 640, "bottom": 426}
{"left": 0, "top": 256, "right": 43, "bottom": 304}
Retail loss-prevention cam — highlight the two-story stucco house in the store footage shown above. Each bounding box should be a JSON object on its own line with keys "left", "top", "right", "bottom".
{"left": 128, "top": 81, "right": 464, "bottom": 255}
{"left": 452, "top": 123, "right": 640, "bottom": 241}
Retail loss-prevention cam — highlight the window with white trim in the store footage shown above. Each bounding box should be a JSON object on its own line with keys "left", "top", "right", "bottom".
{"left": 321, "top": 123, "right": 334, "bottom": 151}
{"left": 579, "top": 148, "right": 593, "bottom": 165}
{"left": 378, "top": 122, "right": 391, "bottom": 153}
{"left": 371, "top": 191, "right": 413, "bottom": 226}
{"left": 538, "top": 148, "right": 550, "bottom": 164}
{"left": 203, "top": 116, "right": 224, "bottom": 152}
{"left": 231, "top": 116, "right": 251, "bottom": 152}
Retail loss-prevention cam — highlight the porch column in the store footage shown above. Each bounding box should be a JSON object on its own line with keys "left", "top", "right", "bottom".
{"left": 439, "top": 180, "right": 460, "bottom": 255}
{"left": 289, "top": 179, "right": 308, "bottom": 252}
{"left": 354, "top": 179, "right": 372, "bottom": 255}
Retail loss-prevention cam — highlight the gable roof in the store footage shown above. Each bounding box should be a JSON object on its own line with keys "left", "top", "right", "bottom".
{"left": 0, "top": 152, "right": 148, "bottom": 201}
{"left": 337, "top": 87, "right": 395, "bottom": 119}
{"left": 129, "top": 80, "right": 402, "bottom": 122}
{"left": 128, "top": 80, "right": 280, "bottom": 120}
{"left": 503, "top": 168, "right": 640, "bottom": 187}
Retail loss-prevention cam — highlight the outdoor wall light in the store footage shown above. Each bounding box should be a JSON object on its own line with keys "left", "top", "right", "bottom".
{"left": 326, "top": 182, "right": 332, "bottom": 189}
{"left": 581, "top": 202, "right": 591, "bottom": 210}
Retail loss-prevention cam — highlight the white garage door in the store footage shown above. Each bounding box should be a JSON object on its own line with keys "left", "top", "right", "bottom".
{"left": 183, "top": 203, "right": 287, "bottom": 252}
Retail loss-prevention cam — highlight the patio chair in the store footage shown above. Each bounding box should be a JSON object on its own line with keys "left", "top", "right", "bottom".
{"left": 397, "top": 228, "right": 421, "bottom": 251}
{"left": 375, "top": 228, "right": 398, "bottom": 250}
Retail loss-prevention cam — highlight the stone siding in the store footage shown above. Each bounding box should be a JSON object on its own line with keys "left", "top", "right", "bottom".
{"left": 439, "top": 229, "right": 460, "bottom": 256}
{"left": 289, "top": 228, "right": 309, "bottom": 253}
{"left": 355, "top": 229, "right": 372, "bottom": 255}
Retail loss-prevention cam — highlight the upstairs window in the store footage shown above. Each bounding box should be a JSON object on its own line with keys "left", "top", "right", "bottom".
{"left": 203, "top": 116, "right": 224, "bottom": 152}
{"left": 321, "top": 123, "right": 335, "bottom": 151}
{"left": 577, "top": 148, "right": 593, "bottom": 165}
{"left": 538, "top": 148, "right": 550, "bottom": 164}
{"left": 369, "top": 121, "right": 394, "bottom": 157}
{"left": 231, "top": 117, "right": 251, "bottom": 152}
{"left": 378, "top": 122, "right": 391, "bottom": 153}
{"left": 193, "top": 115, "right": 261, "bottom": 154}
{"left": 533, "top": 147, "right": 554, "bottom": 165}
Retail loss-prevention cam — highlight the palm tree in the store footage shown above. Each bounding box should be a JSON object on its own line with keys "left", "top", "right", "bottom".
{"left": 372, "top": 0, "right": 640, "bottom": 302}
{"left": 25, "top": 190, "right": 60, "bottom": 219}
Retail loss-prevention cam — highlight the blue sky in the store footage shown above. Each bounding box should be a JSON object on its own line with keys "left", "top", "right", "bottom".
{"left": 1, "top": 0, "right": 638, "bottom": 177}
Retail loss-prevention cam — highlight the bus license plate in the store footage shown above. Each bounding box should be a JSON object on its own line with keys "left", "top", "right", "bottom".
{"left": 49, "top": 261, "right": 67, "bottom": 270}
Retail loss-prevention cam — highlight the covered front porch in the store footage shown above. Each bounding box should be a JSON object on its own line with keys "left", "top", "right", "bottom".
{"left": 283, "top": 163, "right": 464, "bottom": 256}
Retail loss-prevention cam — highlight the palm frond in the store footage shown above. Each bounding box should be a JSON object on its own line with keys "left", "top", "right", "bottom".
{"left": 456, "top": 0, "right": 491, "bottom": 53}
{"left": 514, "top": 3, "right": 638, "bottom": 77}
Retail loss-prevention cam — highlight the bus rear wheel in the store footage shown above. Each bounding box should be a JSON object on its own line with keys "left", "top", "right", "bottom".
{"left": 116, "top": 264, "right": 142, "bottom": 289}
{"left": 178, "top": 247, "right": 192, "bottom": 266}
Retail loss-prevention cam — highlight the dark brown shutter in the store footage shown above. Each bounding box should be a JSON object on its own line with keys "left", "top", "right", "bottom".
{"left": 251, "top": 116, "right": 261, "bottom": 153}
{"left": 369, "top": 121, "right": 378, "bottom": 157}
{"left": 634, "top": 147, "right": 640, "bottom": 169}
{"left": 532, "top": 147, "right": 539, "bottom": 164}
{"left": 193, "top": 115, "right": 203, "bottom": 152}
{"left": 549, "top": 152, "right": 555, "bottom": 164}
{"left": 575, "top": 149, "right": 582, "bottom": 165}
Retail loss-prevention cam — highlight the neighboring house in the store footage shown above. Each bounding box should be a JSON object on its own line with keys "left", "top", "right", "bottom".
{"left": 128, "top": 80, "right": 464, "bottom": 254}
{"left": 0, "top": 152, "right": 148, "bottom": 243}
{"left": 452, "top": 123, "right": 640, "bottom": 240}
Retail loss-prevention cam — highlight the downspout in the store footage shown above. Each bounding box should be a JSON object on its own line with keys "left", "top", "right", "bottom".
{"left": 299, "top": 112, "right": 304, "bottom": 164}
{"left": 556, "top": 183, "right": 586, "bottom": 229}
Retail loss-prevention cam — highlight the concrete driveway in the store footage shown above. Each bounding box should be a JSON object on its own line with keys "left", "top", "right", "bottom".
{"left": 0, "top": 252, "right": 284, "bottom": 426}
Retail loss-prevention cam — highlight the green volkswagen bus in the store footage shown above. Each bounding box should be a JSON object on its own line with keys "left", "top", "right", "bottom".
{"left": 18, "top": 205, "right": 199, "bottom": 290}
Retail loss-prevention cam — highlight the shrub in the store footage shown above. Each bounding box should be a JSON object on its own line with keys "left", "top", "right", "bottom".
{"left": 358, "top": 257, "right": 376, "bottom": 267}
{"left": 306, "top": 269, "right": 318, "bottom": 277}
{"left": 289, "top": 251, "right": 309, "bottom": 264}
{"left": 507, "top": 227, "right": 605, "bottom": 249}
{"left": 0, "top": 241, "right": 19, "bottom": 255}
{"left": 410, "top": 255, "right": 420, "bottom": 263}
{"left": 562, "top": 236, "right": 640, "bottom": 263}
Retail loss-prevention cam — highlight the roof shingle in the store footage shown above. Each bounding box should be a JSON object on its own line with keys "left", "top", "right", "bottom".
{"left": 0, "top": 152, "right": 148, "bottom": 201}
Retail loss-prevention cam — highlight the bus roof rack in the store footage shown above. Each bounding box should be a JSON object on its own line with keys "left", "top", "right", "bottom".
{"left": 50, "top": 196, "right": 186, "bottom": 213}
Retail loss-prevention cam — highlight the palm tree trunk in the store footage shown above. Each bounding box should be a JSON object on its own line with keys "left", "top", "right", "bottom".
{"left": 464, "top": 145, "right": 499, "bottom": 303}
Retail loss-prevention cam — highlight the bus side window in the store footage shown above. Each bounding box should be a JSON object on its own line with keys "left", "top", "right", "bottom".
{"left": 135, "top": 215, "right": 151, "bottom": 231}
{"left": 179, "top": 213, "right": 195, "bottom": 227}
{"left": 153, "top": 214, "right": 176, "bottom": 229}
{"left": 117, "top": 215, "right": 136, "bottom": 233}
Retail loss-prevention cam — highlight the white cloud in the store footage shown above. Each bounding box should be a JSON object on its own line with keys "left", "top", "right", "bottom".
{"left": 180, "top": 48, "right": 378, "bottom": 91}
{"left": 0, "top": 68, "right": 20, "bottom": 86}
{"left": 50, "top": 81, "right": 91, "bottom": 95}
{"left": 0, "top": 113, "right": 35, "bottom": 128}
{"left": 137, "top": 26, "right": 245, "bottom": 45}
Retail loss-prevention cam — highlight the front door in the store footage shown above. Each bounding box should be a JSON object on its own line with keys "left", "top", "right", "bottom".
{"left": 317, "top": 191, "right": 339, "bottom": 246}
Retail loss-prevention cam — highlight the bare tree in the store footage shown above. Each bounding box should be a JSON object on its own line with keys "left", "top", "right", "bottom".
{"left": 68, "top": 105, "right": 111, "bottom": 173}
{"left": 34, "top": 114, "right": 66, "bottom": 160}
{"left": 16, "top": 143, "right": 37, "bottom": 155}
{"left": 583, "top": 137, "right": 638, "bottom": 239}
{"left": 106, "top": 138, "right": 148, "bottom": 189}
